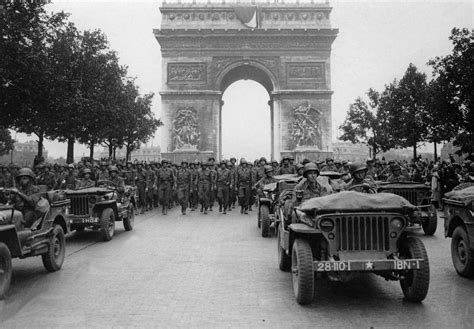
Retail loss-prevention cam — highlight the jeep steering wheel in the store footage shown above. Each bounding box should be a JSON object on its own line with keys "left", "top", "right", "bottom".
{"left": 348, "top": 184, "right": 377, "bottom": 194}
{"left": 96, "top": 180, "right": 117, "bottom": 190}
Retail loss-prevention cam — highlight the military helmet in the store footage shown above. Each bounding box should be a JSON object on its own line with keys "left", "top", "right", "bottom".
{"left": 16, "top": 168, "right": 35, "bottom": 181}
{"left": 226, "top": 161, "right": 233, "bottom": 167}
{"left": 351, "top": 163, "right": 368, "bottom": 174}
{"left": 263, "top": 165, "right": 273, "bottom": 173}
{"left": 68, "top": 164, "right": 75, "bottom": 169}
{"left": 259, "top": 157, "right": 267, "bottom": 163}
{"left": 109, "top": 165, "right": 119, "bottom": 173}
{"left": 391, "top": 164, "right": 401, "bottom": 171}
{"left": 181, "top": 160, "right": 188, "bottom": 165}
{"left": 296, "top": 163, "right": 305, "bottom": 171}
{"left": 366, "top": 158, "right": 374, "bottom": 163}
{"left": 83, "top": 168, "right": 92, "bottom": 174}
{"left": 240, "top": 158, "right": 247, "bottom": 165}
{"left": 303, "top": 163, "right": 320, "bottom": 177}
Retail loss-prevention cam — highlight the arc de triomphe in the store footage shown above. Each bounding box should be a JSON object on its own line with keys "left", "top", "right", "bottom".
{"left": 154, "top": 1, "right": 338, "bottom": 162}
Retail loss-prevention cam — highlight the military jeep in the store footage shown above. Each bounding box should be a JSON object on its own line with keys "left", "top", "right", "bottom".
{"left": 65, "top": 181, "right": 135, "bottom": 242}
{"left": 442, "top": 186, "right": 474, "bottom": 278}
{"left": 257, "top": 174, "right": 301, "bottom": 238}
{"left": 377, "top": 182, "right": 438, "bottom": 235}
{"left": 0, "top": 188, "right": 69, "bottom": 299}
{"left": 277, "top": 191, "right": 430, "bottom": 305}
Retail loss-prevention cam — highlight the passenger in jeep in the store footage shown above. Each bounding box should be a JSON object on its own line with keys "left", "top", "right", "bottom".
{"left": 9, "top": 168, "right": 41, "bottom": 228}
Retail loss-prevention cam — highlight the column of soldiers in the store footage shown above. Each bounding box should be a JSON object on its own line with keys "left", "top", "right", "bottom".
{"left": 2, "top": 155, "right": 474, "bottom": 214}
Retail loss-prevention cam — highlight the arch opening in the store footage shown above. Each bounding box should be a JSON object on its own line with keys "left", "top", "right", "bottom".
{"left": 219, "top": 63, "right": 275, "bottom": 96}
{"left": 221, "top": 80, "right": 271, "bottom": 161}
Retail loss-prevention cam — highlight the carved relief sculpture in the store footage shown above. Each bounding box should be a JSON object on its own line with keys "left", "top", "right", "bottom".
{"left": 290, "top": 102, "right": 322, "bottom": 150}
{"left": 168, "top": 63, "right": 206, "bottom": 83}
{"left": 172, "top": 106, "right": 200, "bottom": 151}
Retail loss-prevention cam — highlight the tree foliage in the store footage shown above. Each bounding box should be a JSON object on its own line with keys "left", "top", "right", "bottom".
{"left": 428, "top": 28, "right": 474, "bottom": 155}
{"left": 0, "top": 127, "right": 15, "bottom": 157}
{"left": 378, "top": 64, "right": 430, "bottom": 159}
{"left": 339, "top": 89, "right": 395, "bottom": 158}
{"left": 0, "top": 1, "right": 161, "bottom": 161}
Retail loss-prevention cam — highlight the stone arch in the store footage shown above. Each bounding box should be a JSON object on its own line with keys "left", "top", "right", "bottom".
{"left": 215, "top": 60, "right": 279, "bottom": 94}
{"left": 155, "top": 1, "right": 338, "bottom": 162}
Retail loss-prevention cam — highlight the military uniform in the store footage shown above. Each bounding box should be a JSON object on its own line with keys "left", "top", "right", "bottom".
{"left": 197, "top": 166, "right": 213, "bottom": 214}
{"left": 277, "top": 165, "right": 295, "bottom": 175}
{"left": 175, "top": 166, "right": 192, "bottom": 214}
{"left": 75, "top": 178, "right": 95, "bottom": 190}
{"left": 135, "top": 167, "right": 148, "bottom": 213}
{"left": 11, "top": 184, "right": 41, "bottom": 228}
{"left": 216, "top": 166, "right": 232, "bottom": 214}
{"left": 157, "top": 165, "right": 174, "bottom": 214}
{"left": 236, "top": 165, "right": 253, "bottom": 214}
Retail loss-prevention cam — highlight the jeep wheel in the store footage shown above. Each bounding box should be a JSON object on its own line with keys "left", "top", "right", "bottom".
{"left": 123, "top": 205, "right": 135, "bottom": 231}
{"left": 260, "top": 205, "right": 270, "bottom": 237}
{"left": 0, "top": 242, "right": 12, "bottom": 300}
{"left": 451, "top": 226, "right": 474, "bottom": 278}
{"left": 422, "top": 204, "right": 437, "bottom": 236}
{"left": 100, "top": 208, "right": 115, "bottom": 242}
{"left": 292, "top": 239, "right": 314, "bottom": 305}
{"left": 399, "top": 237, "right": 430, "bottom": 302}
{"left": 277, "top": 226, "right": 291, "bottom": 272}
{"left": 42, "top": 225, "right": 66, "bottom": 272}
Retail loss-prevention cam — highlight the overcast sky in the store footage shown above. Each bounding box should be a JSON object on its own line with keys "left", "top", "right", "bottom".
{"left": 16, "top": 0, "right": 472, "bottom": 160}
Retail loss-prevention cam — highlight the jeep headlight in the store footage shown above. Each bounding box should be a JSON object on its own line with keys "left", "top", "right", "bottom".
{"left": 390, "top": 217, "right": 404, "bottom": 230}
{"left": 89, "top": 196, "right": 97, "bottom": 204}
{"left": 0, "top": 214, "right": 5, "bottom": 224}
{"left": 319, "top": 218, "right": 335, "bottom": 232}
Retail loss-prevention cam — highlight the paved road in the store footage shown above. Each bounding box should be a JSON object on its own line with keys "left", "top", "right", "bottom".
{"left": 1, "top": 208, "right": 473, "bottom": 328}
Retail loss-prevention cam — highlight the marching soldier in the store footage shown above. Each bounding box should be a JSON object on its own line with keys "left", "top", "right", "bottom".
{"left": 135, "top": 162, "right": 148, "bottom": 214}
{"left": 157, "top": 159, "right": 175, "bottom": 215}
{"left": 175, "top": 161, "right": 192, "bottom": 215}
{"left": 236, "top": 158, "right": 253, "bottom": 214}
{"left": 197, "top": 161, "right": 213, "bottom": 214}
{"left": 189, "top": 160, "right": 199, "bottom": 211}
{"left": 216, "top": 160, "right": 232, "bottom": 214}
{"left": 277, "top": 157, "right": 295, "bottom": 175}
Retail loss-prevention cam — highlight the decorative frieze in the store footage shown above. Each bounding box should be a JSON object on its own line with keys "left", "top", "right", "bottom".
{"left": 287, "top": 62, "right": 325, "bottom": 83}
{"left": 167, "top": 63, "right": 206, "bottom": 84}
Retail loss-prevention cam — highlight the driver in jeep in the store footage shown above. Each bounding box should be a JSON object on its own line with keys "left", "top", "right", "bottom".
{"left": 255, "top": 165, "right": 277, "bottom": 195}
{"left": 343, "top": 163, "right": 376, "bottom": 191}
{"left": 8, "top": 168, "right": 41, "bottom": 228}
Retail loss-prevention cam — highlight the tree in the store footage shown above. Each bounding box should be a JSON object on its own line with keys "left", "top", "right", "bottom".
{"left": 339, "top": 89, "right": 395, "bottom": 159}
{"left": 379, "top": 64, "right": 430, "bottom": 160}
{"left": 428, "top": 28, "right": 474, "bottom": 155}
{"left": 0, "top": 1, "right": 69, "bottom": 158}
{"left": 0, "top": 127, "right": 15, "bottom": 156}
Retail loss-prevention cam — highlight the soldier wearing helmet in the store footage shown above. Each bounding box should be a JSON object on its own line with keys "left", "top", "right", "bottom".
{"left": 255, "top": 165, "right": 277, "bottom": 195}
{"left": 227, "top": 160, "right": 237, "bottom": 211}
{"left": 236, "top": 158, "right": 253, "bottom": 214}
{"left": 76, "top": 168, "right": 95, "bottom": 189}
{"left": 8, "top": 168, "right": 41, "bottom": 228}
{"left": 388, "top": 163, "right": 409, "bottom": 182}
{"left": 175, "top": 160, "right": 192, "bottom": 215}
{"left": 296, "top": 163, "right": 305, "bottom": 177}
{"left": 197, "top": 161, "right": 213, "bottom": 214}
{"left": 325, "top": 158, "right": 337, "bottom": 171}
{"left": 108, "top": 166, "right": 125, "bottom": 193}
{"left": 344, "top": 163, "right": 375, "bottom": 190}
{"left": 215, "top": 160, "right": 232, "bottom": 214}
{"left": 157, "top": 159, "right": 175, "bottom": 215}
{"left": 277, "top": 156, "right": 295, "bottom": 175}
{"left": 61, "top": 164, "right": 78, "bottom": 190}
{"left": 294, "top": 163, "right": 329, "bottom": 203}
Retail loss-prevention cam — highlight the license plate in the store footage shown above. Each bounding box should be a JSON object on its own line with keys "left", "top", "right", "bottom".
{"left": 314, "top": 259, "right": 422, "bottom": 272}
{"left": 81, "top": 218, "right": 98, "bottom": 224}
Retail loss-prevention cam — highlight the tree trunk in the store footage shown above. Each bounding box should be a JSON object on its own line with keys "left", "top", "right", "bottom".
{"left": 433, "top": 142, "right": 438, "bottom": 162}
{"left": 90, "top": 141, "right": 95, "bottom": 160}
{"left": 413, "top": 141, "right": 417, "bottom": 162}
{"left": 67, "top": 138, "right": 74, "bottom": 164}
{"left": 108, "top": 143, "right": 113, "bottom": 158}
{"left": 126, "top": 144, "right": 131, "bottom": 161}
{"left": 37, "top": 132, "right": 44, "bottom": 159}
{"left": 113, "top": 146, "right": 116, "bottom": 160}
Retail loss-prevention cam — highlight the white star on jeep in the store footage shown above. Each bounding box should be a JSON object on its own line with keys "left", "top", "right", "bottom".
{"left": 365, "top": 261, "right": 374, "bottom": 270}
